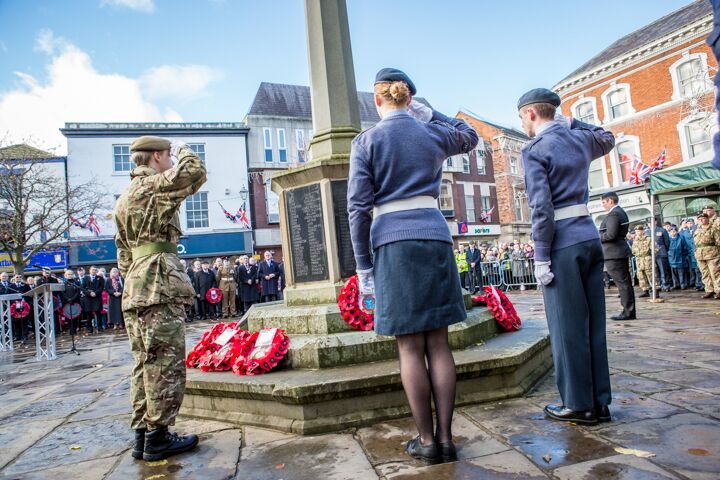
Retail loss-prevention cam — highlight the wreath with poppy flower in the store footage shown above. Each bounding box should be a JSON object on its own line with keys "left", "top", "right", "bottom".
{"left": 337, "top": 275, "right": 374, "bottom": 331}
{"left": 10, "top": 300, "right": 30, "bottom": 319}
{"left": 472, "top": 285, "right": 521, "bottom": 332}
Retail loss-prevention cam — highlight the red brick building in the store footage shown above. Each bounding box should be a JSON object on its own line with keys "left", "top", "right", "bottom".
{"left": 456, "top": 111, "right": 531, "bottom": 242}
{"left": 554, "top": 0, "right": 716, "bottom": 225}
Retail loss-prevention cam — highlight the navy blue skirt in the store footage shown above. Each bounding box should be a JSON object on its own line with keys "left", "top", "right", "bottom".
{"left": 374, "top": 240, "right": 467, "bottom": 336}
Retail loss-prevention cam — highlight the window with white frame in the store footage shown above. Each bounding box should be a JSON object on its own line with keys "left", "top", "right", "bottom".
{"left": 476, "top": 149, "right": 486, "bottom": 175}
{"left": 185, "top": 192, "right": 209, "bottom": 229}
{"left": 575, "top": 101, "right": 597, "bottom": 125}
{"left": 113, "top": 144, "right": 133, "bottom": 172}
{"left": 607, "top": 87, "right": 630, "bottom": 120}
{"left": 188, "top": 143, "right": 206, "bottom": 163}
{"left": 588, "top": 158, "right": 606, "bottom": 190}
{"left": 514, "top": 196, "right": 523, "bottom": 221}
{"left": 296, "top": 129, "right": 305, "bottom": 163}
{"left": 265, "top": 180, "right": 279, "bottom": 223}
{"left": 277, "top": 128, "right": 287, "bottom": 162}
{"left": 462, "top": 154, "right": 470, "bottom": 174}
{"left": 439, "top": 180, "right": 454, "bottom": 213}
{"left": 481, "top": 195, "right": 491, "bottom": 213}
{"left": 465, "top": 195, "right": 475, "bottom": 222}
{"left": 616, "top": 141, "right": 637, "bottom": 183}
{"left": 263, "top": 128, "right": 273, "bottom": 162}
{"left": 684, "top": 118, "right": 712, "bottom": 158}
{"left": 671, "top": 54, "right": 711, "bottom": 100}
{"left": 509, "top": 156, "right": 518, "bottom": 174}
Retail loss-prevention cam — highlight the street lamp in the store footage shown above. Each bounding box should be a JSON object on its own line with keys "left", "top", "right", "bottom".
{"left": 239, "top": 187, "right": 248, "bottom": 202}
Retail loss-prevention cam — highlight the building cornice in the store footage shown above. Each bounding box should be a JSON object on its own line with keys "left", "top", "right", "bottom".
{"left": 554, "top": 14, "right": 712, "bottom": 94}
{"left": 61, "top": 122, "right": 249, "bottom": 137}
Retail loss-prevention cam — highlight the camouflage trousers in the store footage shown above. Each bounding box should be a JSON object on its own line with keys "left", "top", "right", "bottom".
{"left": 698, "top": 257, "right": 720, "bottom": 294}
{"left": 635, "top": 257, "right": 653, "bottom": 291}
{"left": 125, "top": 303, "right": 186, "bottom": 431}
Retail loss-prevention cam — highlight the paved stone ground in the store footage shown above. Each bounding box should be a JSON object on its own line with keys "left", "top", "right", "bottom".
{"left": 0, "top": 288, "right": 718, "bottom": 479}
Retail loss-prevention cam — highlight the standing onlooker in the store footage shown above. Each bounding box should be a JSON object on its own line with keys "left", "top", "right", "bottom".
{"left": 631, "top": 225, "right": 655, "bottom": 297}
{"left": 194, "top": 260, "right": 217, "bottom": 320}
{"left": 694, "top": 213, "right": 720, "bottom": 299}
{"left": 9, "top": 275, "right": 30, "bottom": 341}
{"left": 681, "top": 219, "right": 703, "bottom": 291}
{"left": 258, "top": 251, "right": 280, "bottom": 302}
{"left": 510, "top": 243, "right": 527, "bottom": 288}
{"left": 233, "top": 257, "right": 243, "bottom": 314}
{"left": 217, "top": 258, "right": 237, "bottom": 318}
{"left": 454, "top": 245, "right": 468, "bottom": 290}
{"left": 600, "top": 192, "right": 635, "bottom": 321}
{"left": 654, "top": 219, "right": 672, "bottom": 292}
{"left": 668, "top": 227, "right": 689, "bottom": 290}
{"left": 81, "top": 266, "right": 105, "bottom": 333}
{"left": 105, "top": 267, "right": 124, "bottom": 329}
{"left": 466, "top": 241, "right": 481, "bottom": 293}
{"left": 61, "top": 269, "right": 82, "bottom": 336}
{"left": 36, "top": 267, "right": 61, "bottom": 334}
{"left": 241, "top": 256, "right": 261, "bottom": 312}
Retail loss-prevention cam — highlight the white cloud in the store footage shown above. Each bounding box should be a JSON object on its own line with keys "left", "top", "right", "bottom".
{"left": 140, "top": 65, "right": 223, "bottom": 102}
{"left": 101, "top": 0, "right": 155, "bottom": 13}
{"left": 0, "top": 30, "right": 191, "bottom": 153}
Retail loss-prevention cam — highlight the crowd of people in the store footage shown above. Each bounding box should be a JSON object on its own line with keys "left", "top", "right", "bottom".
{"left": 453, "top": 239, "right": 537, "bottom": 292}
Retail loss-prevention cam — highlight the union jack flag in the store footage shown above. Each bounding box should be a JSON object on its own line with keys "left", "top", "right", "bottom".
{"left": 480, "top": 205, "right": 495, "bottom": 223}
{"left": 86, "top": 214, "right": 101, "bottom": 236}
{"left": 236, "top": 203, "right": 251, "bottom": 229}
{"left": 219, "top": 203, "right": 238, "bottom": 223}
{"left": 650, "top": 147, "right": 666, "bottom": 172}
{"left": 627, "top": 155, "right": 652, "bottom": 185}
{"left": 69, "top": 216, "right": 86, "bottom": 229}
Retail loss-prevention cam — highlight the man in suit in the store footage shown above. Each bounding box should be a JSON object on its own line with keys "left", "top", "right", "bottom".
{"left": 80, "top": 266, "right": 104, "bottom": 333}
{"left": 0, "top": 272, "right": 10, "bottom": 294}
{"left": 518, "top": 87, "right": 615, "bottom": 425}
{"left": 257, "top": 251, "right": 280, "bottom": 302}
{"left": 466, "top": 241, "right": 481, "bottom": 292}
{"left": 194, "top": 260, "right": 217, "bottom": 320}
{"left": 654, "top": 219, "right": 672, "bottom": 292}
{"left": 600, "top": 192, "right": 635, "bottom": 320}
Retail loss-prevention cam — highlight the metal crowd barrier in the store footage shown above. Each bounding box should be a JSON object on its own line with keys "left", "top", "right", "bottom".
{"left": 0, "top": 283, "right": 65, "bottom": 360}
{"left": 462, "top": 259, "right": 539, "bottom": 292}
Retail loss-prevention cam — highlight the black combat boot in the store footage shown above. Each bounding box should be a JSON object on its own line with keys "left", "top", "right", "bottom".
{"left": 132, "top": 428, "right": 146, "bottom": 459}
{"left": 143, "top": 427, "right": 199, "bottom": 461}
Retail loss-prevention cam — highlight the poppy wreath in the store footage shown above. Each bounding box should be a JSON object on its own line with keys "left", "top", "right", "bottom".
{"left": 337, "top": 275, "right": 374, "bottom": 331}
{"left": 245, "top": 329, "right": 290, "bottom": 376}
{"left": 477, "top": 285, "right": 521, "bottom": 332}
{"left": 202, "top": 329, "right": 254, "bottom": 372}
{"left": 185, "top": 322, "right": 228, "bottom": 368}
{"left": 206, "top": 287, "right": 223, "bottom": 304}
{"left": 231, "top": 331, "right": 259, "bottom": 376}
{"left": 10, "top": 300, "right": 30, "bottom": 319}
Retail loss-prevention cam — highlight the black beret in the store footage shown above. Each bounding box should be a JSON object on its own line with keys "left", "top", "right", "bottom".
{"left": 374, "top": 68, "right": 417, "bottom": 95}
{"left": 517, "top": 88, "right": 561, "bottom": 110}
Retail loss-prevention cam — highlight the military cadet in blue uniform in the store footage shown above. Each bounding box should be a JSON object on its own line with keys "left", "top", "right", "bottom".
{"left": 518, "top": 88, "right": 616, "bottom": 425}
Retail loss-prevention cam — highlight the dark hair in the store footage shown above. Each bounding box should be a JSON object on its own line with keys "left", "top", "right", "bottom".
{"left": 601, "top": 192, "right": 619, "bottom": 204}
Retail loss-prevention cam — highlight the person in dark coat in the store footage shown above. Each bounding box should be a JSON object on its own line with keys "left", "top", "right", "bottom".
{"left": 194, "top": 260, "right": 217, "bottom": 320}
{"left": 8, "top": 274, "right": 31, "bottom": 341}
{"left": 61, "top": 269, "right": 83, "bottom": 336}
{"left": 600, "top": 192, "right": 635, "bottom": 320}
{"left": 668, "top": 227, "right": 689, "bottom": 289}
{"left": 466, "top": 241, "right": 481, "bottom": 292}
{"left": 81, "top": 266, "right": 104, "bottom": 333}
{"left": 654, "top": 221, "right": 672, "bottom": 292}
{"left": 36, "top": 267, "right": 61, "bottom": 335}
{"left": 105, "top": 267, "right": 125, "bottom": 329}
{"left": 257, "top": 251, "right": 280, "bottom": 302}
{"left": 236, "top": 255, "right": 260, "bottom": 313}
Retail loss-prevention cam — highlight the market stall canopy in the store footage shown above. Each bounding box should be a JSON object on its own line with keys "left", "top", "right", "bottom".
{"left": 649, "top": 157, "right": 720, "bottom": 196}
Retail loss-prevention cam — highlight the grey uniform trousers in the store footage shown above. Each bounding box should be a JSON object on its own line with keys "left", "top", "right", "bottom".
{"left": 543, "top": 239, "right": 611, "bottom": 411}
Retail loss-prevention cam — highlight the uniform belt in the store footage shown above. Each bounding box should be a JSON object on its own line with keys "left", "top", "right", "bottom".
{"left": 373, "top": 196, "right": 437, "bottom": 217}
{"left": 635, "top": 255, "right": 650, "bottom": 257}
{"left": 221, "top": 277, "right": 234, "bottom": 281}
{"left": 554, "top": 204, "right": 590, "bottom": 221}
{"left": 131, "top": 241, "right": 178, "bottom": 260}
{"left": 696, "top": 243, "right": 715, "bottom": 248}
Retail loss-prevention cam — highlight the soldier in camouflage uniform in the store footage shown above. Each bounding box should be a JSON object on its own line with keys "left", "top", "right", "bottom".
{"left": 693, "top": 213, "right": 720, "bottom": 300}
{"left": 114, "top": 136, "right": 206, "bottom": 461}
{"left": 631, "top": 225, "right": 656, "bottom": 298}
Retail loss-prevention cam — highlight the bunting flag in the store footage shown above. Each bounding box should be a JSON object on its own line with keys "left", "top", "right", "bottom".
{"left": 69, "top": 216, "right": 86, "bottom": 229}
{"left": 219, "top": 202, "right": 238, "bottom": 223}
{"left": 86, "top": 214, "right": 101, "bottom": 236}
{"left": 236, "top": 203, "right": 251, "bottom": 229}
{"left": 650, "top": 147, "right": 666, "bottom": 172}
{"left": 480, "top": 205, "right": 495, "bottom": 223}
{"left": 628, "top": 155, "right": 652, "bottom": 185}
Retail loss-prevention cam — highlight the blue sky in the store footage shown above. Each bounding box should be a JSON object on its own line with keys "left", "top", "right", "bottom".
{"left": 0, "top": 0, "right": 696, "bottom": 151}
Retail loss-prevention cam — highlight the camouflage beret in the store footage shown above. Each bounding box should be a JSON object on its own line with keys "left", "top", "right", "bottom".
{"left": 703, "top": 205, "right": 716, "bottom": 210}
{"left": 130, "top": 136, "right": 171, "bottom": 152}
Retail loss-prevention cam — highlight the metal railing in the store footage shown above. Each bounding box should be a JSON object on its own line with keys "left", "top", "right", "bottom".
{"left": 0, "top": 283, "right": 65, "bottom": 360}
{"left": 461, "top": 259, "right": 539, "bottom": 292}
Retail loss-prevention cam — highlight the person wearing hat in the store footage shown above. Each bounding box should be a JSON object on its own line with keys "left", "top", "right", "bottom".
{"left": 631, "top": 224, "right": 656, "bottom": 297}
{"left": 702, "top": 205, "right": 720, "bottom": 232}
{"left": 668, "top": 225, "right": 689, "bottom": 290}
{"left": 466, "top": 240, "right": 481, "bottom": 292}
{"left": 693, "top": 213, "right": 720, "bottom": 299}
{"left": 194, "top": 259, "right": 218, "bottom": 320}
{"left": 114, "top": 135, "right": 206, "bottom": 460}
{"left": 348, "top": 67, "right": 478, "bottom": 465}
{"left": 680, "top": 218, "right": 704, "bottom": 291}
{"left": 599, "top": 191, "right": 635, "bottom": 320}
{"left": 517, "top": 87, "right": 615, "bottom": 425}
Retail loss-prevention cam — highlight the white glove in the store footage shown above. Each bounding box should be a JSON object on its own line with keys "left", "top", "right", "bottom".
{"left": 554, "top": 111, "right": 571, "bottom": 129}
{"left": 357, "top": 267, "right": 375, "bottom": 295}
{"left": 534, "top": 260, "right": 554, "bottom": 286}
{"left": 170, "top": 141, "right": 188, "bottom": 158}
{"left": 407, "top": 100, "right": 433, "bottom": 123}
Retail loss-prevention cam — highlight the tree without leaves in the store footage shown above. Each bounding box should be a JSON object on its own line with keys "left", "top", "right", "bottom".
{"left": 0, "top": 156, "right": 109, "bottom": 274}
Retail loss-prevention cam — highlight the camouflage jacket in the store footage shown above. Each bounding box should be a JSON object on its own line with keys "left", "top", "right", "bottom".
{"left": 693, "top": 224, "right": 720, "bottom": 261}
{"left": 631, "top": 235, "right": 653, "bottom": 257}
{"left": 114, "top": 146, "right": 207, "bottom": 310}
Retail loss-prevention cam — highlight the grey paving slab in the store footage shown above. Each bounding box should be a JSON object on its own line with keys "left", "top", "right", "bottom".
{"left": 242, "top": 426, "right": 297, "bottom": 448}
{"left": 0, "top": 417, "right": 64, "bottom": 470}
{"left": 384, "top": 450, "right": 548, "bottom": 479}
{"left": 108, "top": 428, "right": 241, "bottom": 480}
{"left": 650, "top": 388, "right": 720, "bottom": 419}
{"left": 610, "top": 373, "right": 682, "bottom": 395}
{"left": 0, "top": 392, "right": 101, "bottom": 427}
{"left": 553, "top": 454, "right": 680, "bottom": 480}
{"left": 1, "top": 456, "right": 118, "bottom": 480}
{"left": 644, "top": 368, "right": 720, "bottom": 394}
{"left": 239, "top": 434, "right": 377, "bottom": 480}
{"left": 68, "top": 391, "right": 132, "bottom": 422}
{"left": 608, "top": 351, "right": 697, "bottom": 374}
{"left": 600, "top": 413, "right": 720, "bottom": 480}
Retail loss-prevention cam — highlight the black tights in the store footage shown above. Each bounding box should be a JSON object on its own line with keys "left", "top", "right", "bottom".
{"left": 396, "top": 327, "right": 456, "bottom": 446}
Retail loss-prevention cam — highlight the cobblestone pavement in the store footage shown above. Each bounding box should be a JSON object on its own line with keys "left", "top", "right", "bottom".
{"left": 0, "top": 288, "right": 718, "bottom": 479}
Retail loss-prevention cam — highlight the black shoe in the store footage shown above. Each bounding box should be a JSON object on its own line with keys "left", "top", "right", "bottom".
{"left": 595, "top": 405, "right": 611, "bottom": 423}
{"left": 639, "top": 291, "right": 650, "bottom": 298}
{"left": 132, "top": 428, "right": 146, "bottom": 459}
{"left": 611, "top": 313, "right": 636, "bottom": 321}
{"left": 143, "top": 427, "right": 199, "bottom": 461}
{"left": 695, "top": 287, "right": 705, "bottom": 291}
{"left": 405, "top": 436, "right": 440, "bottom": 465}
{"left": 436, "top": 439, "right": 458, "bottom": 463}
{"left": 544, "top": 404, "right": 598, "bottom": 425}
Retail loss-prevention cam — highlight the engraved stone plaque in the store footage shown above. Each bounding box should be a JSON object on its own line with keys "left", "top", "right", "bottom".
{"left": 285, "top": 183, "right": 329, "bottom": 283}
{"left": 331, "top": 180, "right": 356, "bottom": 278}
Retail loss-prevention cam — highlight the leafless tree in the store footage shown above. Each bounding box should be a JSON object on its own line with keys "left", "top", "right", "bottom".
{"left": 0, "top": 144, "right": 108, "bottom": 274}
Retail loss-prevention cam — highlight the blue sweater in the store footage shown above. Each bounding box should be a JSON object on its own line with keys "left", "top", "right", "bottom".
{"left": 522, "top": 120, "right": 616, "bottom": 262}
{"left": 347, "top": 109, "right": 479, "bottom": 271}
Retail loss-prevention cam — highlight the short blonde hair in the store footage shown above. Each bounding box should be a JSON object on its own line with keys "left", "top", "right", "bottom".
{"left": 374, "top": 81, "right": 411, "bottom": 106}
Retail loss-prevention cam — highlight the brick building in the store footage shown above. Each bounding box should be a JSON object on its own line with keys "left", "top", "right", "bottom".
{"left": 456, "top": 111, "right": 531, "bottom": 242}
{"left": 554, "top": 0, "right": 717, "bottom": 225}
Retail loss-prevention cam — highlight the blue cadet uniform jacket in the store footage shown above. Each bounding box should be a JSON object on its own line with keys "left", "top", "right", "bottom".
{"left": 680, "top": 228, "right": 699, "bottom": 268}
{"left": 521, "top": 119, "right": 615, "bottom": 262}
{"left": 668, "top": 235, "right": 689, "bottom": 268}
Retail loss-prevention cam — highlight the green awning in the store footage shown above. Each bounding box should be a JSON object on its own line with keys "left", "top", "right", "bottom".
{"left": 649, "top": 160, "right": 720, "bottom": 195}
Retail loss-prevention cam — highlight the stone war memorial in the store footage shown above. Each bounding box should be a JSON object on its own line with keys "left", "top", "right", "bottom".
{"left": 180, "top": 0, "right": 552, "bottom": 434}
